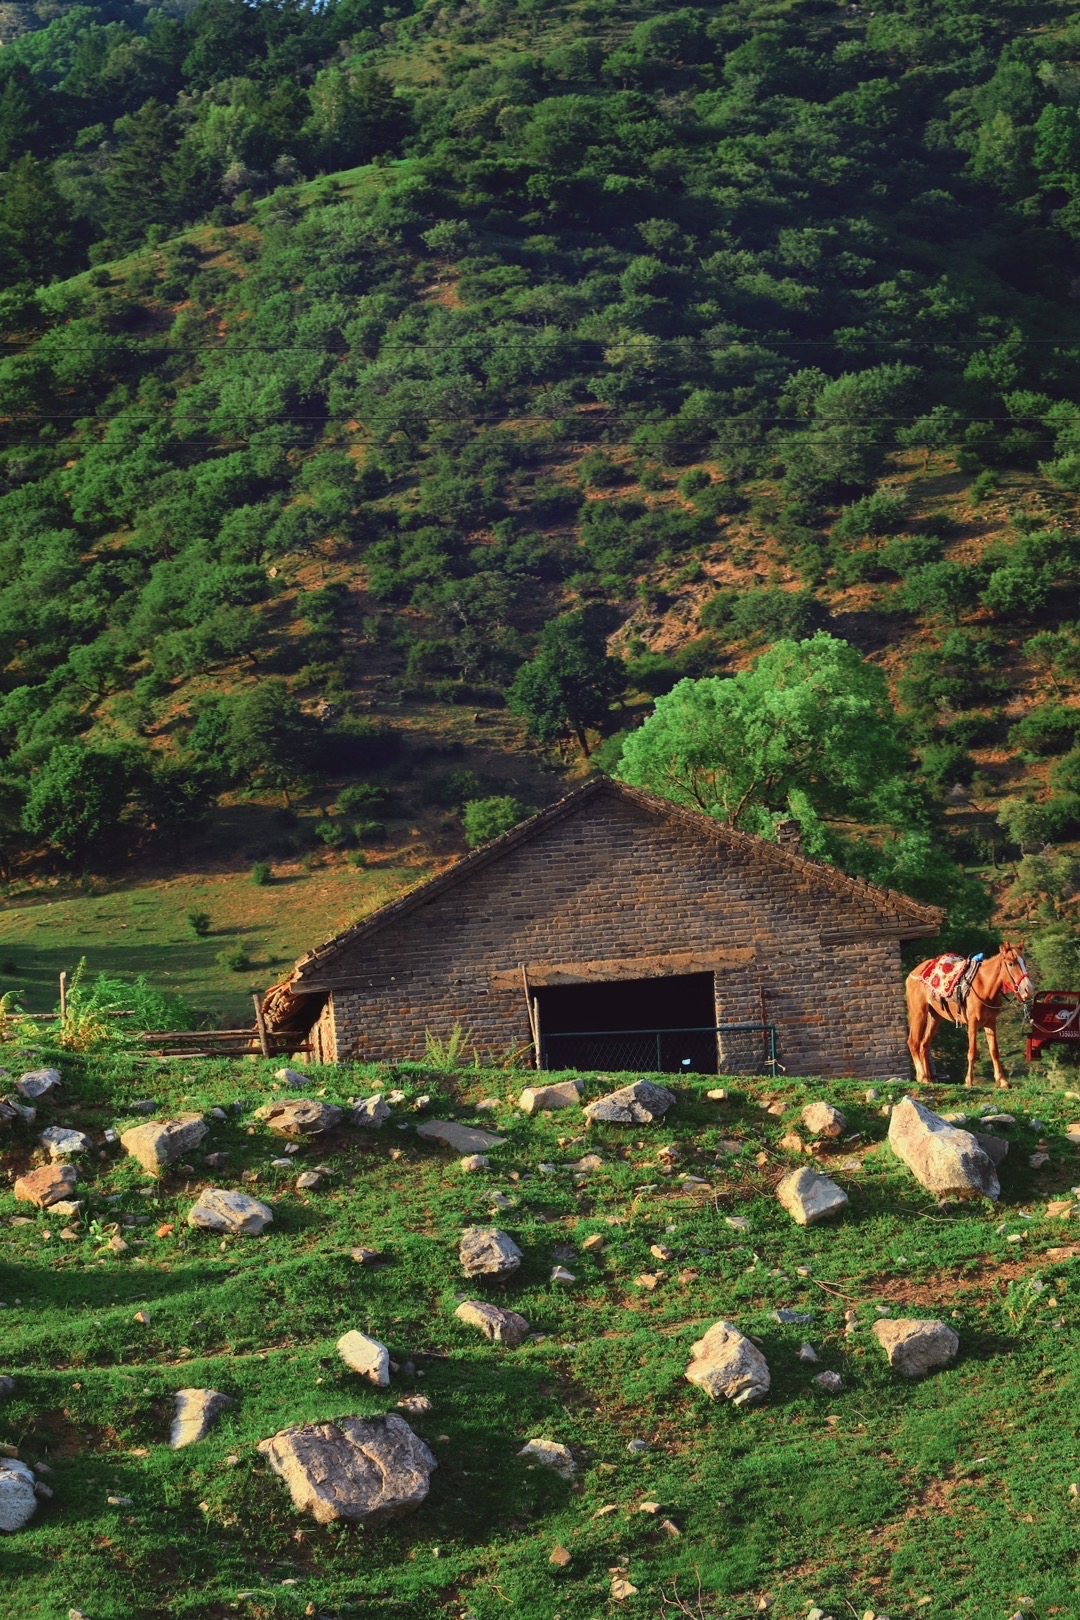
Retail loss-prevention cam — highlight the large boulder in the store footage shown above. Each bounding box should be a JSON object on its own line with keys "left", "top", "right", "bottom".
{"left": 187, "top": 1188, "right": 273, "bottom": 1235}
{"left": 455, "top": 1299, "right": 530, "bottom": 1347}
{"left": 121, "top": 1115, "right": 209, "bottom": 1173}
{"left": 337, "top": 1331, "right": 390, "bottom": 1387}
{"left": 416, "top": 1120, "right": 506, "bottom": 1154}
{"left": 254, "top": 1099, "right": 343, "bottom": 1137}
{"left": 872, "top": 1318, "right": 959, "bottom": 1378}
{"left": 800, "top": 1101, "right": 846, "bottom": 1139}
{"left": 16, "top": 1068, "right": 61, "bottom": 1103}
{"left": 14, "top": 1163, "right": 77, "bottom": 1208}
{"left": 583, "top": 1080, "right": 676, "bottom": 1125}
{"left": 776, "top": 1167, "right": 848, "bottom": 1226}
{"left": 0, "top": 1459, "right": 37, "bottom": 1532}
{"left": 0, "top": 1376, "right": 15, "bottom": 1401}
{"left": 171, "top": 1389, "right": 232, "bottom": 1449}
{"left": 459, "top": 1226, "right": 522, "bottom": 1280}
{"left": 685, "top": 1320, "right": 770, "bottom": 1406}
{"left": 888, "top": 1096, "right": 999, "bottom": 1201}
{"left": 518, "top": 1081, "right": 581, "bottom": 1115}
{"left": 257, "top": 1413, "right": 436, "bottom": 1525}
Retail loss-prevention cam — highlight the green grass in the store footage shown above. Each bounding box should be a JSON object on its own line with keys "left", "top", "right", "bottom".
{"left": 0, "top": 861, "right": 428, "bottom": 1022}
{"left": 4, "top": 1052, "right": 1080, "bottom": 1618}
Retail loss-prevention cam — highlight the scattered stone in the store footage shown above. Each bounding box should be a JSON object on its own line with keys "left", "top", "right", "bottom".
{"left": 583, "top": 1080, "right": 676, "bottom": 1125}
{"left": 706, "top": 1088, "right": 728, "bottom": 1101}
{"left": 1047, "top": 1200, "right": 1075, "bottom": 1218}
{"left": 636, "top": 1272, "right": 663, "bottom": 1290}
{"left": 611, "top": 1577, "right": 638, "bottom": 1600}
{"left": 0, "top": 1458, "right": 37, "bottom": 1532}
{"left": 107, "top": 1235, "right": 129, "bottom": 1255}
{"left": 779, "top": 1131, "right": 806, "bottom": 1154}
{"left": 133, "top": 1310, "right": 151, "bottom": 1325}
{"left": 171, "top": 1389, "right": 232, "bottom": 1449}
{"left": 581, "top": 1233, "right": 605, "bottom": 1252}
{"left": 416, "top": 1120, "right": 506, "bottom": 1154}
{"left": 397, "top": 1394, "right": 432, "bottom": 1415}
{"left": 725, "top": 1215, "right": 750, "bottom": 1231}
{"left": 337, "top": 1331, "right": 391, "bottom": 1387}
{"left": 797, "top": 1343, "right": 819, "bottom": 1363}
{"left": 2, "top": 1096, "right": 35, "bottom": 1126}
{"left": 187, "top": 1189, "right": 273, "bottom": 1235}
{"left": 551, "top": 1266, "right": 576, "bottom": 1285}
{"left": 0, "top": 1097, "right": 22, "bottom": 1129}
{"left": 258, "top": 1413, "right": 436, "bottom": 1525}
{"left": 40, "top": 1126, "right": 92, "bottom": 1159}
{"left": 490, "top": 1191, "right": 514, "bottom": 1210}
{"left": 121, "top": 1116, "right": 209, "bottom": 1174}
{"left": 650, "top": 1243, "right": 674, "bottom": 1261}
{"left": 459, "top": 1154, "right": 490, "bottom": 1173}
{"left": 801, "top": 1101, "right": 847, "bottom": 1138}
{"left": 774, "top": 1309, "right": 815, "bottom": 1324}
{"left": 970, "top": 1131, "right": 1009, "bottom": 1166}
{"left": 685, "top": 1320, "right": 770, "bottom": 1406}
{"left": 130, "top": 1099, "right": 158, "bottom": 1114}
{"left": 295, "top": 1171, "right": 325, "bottom": 1192}
{"left": 872, "top": 1317, "right": 959, "bottom": 1378}
{"left": 1030, "top": 1152, "right": 1050, "bottom": 1169}
{"left": 776, "top": 1167, "right": 848, "bottom": 1227}
{"left": 14, "top": 1163, "right": 77, "bottom": 1208}
{"left": 455, "top": 1300, "right": 530, "bottom": 1347}
{"left": 981, "top": 1112, "right": 1015, "bottom": 1127}
{"left": 626, "top": 1439, "right": 649, "bottom": 1454}
{"left": 518, "top": 1080, "right": 581, "bottom": 1115}
{"left": 351, "top": 1246, "right": 382, "bottom": 1265}
{"left": 254, "top": 1099, "right": 343, "bottom": 1137}
{"left": 209, "top": 1107, "right": 227, "bottom": 1121}
{"left": 888, "top": 1096, "right": 1000, "bottom": 1201}
{"left": 16, "top": 1069, "right": 61, "bottom": 1103}
{"left": 275, "top": 1068, "right": 309, "bottom": 1088}
{"left": 549, "top": 1544, "right": 571, "bottom": 1568}
{"left": 459, "top": 1226, "right": 522, "bottom": 1280}
{"left": 517, "top": 1439, "right": 575, "bottom": 1480}
{"left": 813, "top": 1371, "right": 843, "bottom": 1393}
{"left": 271, "top": 1157, "right": 293, "bottom": 1170}
{"left": 568, "top": 1153, "right": 603, "bottom": 1173}
{"left": 352, "top": 1095, "right": 391, "bottom": 1129}
{"left": 205, "top": 1151, "right": 229, "bottom": 1170}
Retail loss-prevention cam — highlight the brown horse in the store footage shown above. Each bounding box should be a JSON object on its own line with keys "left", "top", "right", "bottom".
{"left": 906, "top": 942, "right": 1034, "bottom": 1088}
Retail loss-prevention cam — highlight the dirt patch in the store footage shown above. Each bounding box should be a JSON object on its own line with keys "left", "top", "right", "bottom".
{"left": 866, "top": 1242, "right": 1080, "bottom": 1309}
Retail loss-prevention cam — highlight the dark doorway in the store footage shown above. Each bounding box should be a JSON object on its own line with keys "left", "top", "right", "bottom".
{"left": 536, "top": 971, "right": 718, "bottom": 1073}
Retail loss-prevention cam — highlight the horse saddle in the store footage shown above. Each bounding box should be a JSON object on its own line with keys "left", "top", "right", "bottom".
{"left": 917, "top": 952, "right": 984, "bottom": 1021}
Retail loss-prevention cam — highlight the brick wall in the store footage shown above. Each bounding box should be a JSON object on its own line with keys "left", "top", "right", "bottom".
{"left": 314, "top": 793, "right": 916, "bottom": 1077}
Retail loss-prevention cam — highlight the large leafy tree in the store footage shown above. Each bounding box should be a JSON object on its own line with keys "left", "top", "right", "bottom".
{"left": 508, "top": 612, "right": 624, "bottom": 755}
{"left": 22, "top": 743, "right": 131, "bottom": 865}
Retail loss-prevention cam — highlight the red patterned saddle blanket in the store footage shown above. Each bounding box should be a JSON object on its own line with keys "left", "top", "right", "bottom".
{"left": 915, "top": 954, "right": 970, "bottom": 1001}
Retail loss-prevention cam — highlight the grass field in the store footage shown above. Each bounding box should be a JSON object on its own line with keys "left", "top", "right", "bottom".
{"left": 0, "top": 859, "right": 430, "bottom": 1023}
{"left": 3, "top": 1048, "right": 1080, "bottom": 1620}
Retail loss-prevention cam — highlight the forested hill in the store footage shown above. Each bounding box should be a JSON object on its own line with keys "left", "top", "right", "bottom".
{"left": 1, "top": 0, "right": 1079, "bottom": 990}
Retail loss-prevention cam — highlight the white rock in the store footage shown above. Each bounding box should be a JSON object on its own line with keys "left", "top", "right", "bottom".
{"left": 121, "top": 1116, "right": 209, "bottom": 1173}
{"left": 518, "top": 1080, "right": 582, "bottom": 1115}
{"left": 353, "top": 1095, "right": 391, "bottom": 1129}
{"left": 813, "top": 1370, "right": 843, "bottom": 1393}
{"left": 0, "top": 1458, "right": 37, "bottom": 1531}
{"left": 459, "top": 1154, "right": 490, "bottom": 1173}
{"left": 417, "top": 1120, "right": 506, "bottom": 1154}
{"left": 551, "top": 1266, "right": 576, "bottom": 1284}
{"left": 171, "top": 1388, "right": 232, "bottom": 1448}
{"left": 337, "top": 1330, "right": 391, "bottom": 1387}
{"left": 258, "top": 1413, "right": 436, "bottom": 1524}
{"left": 16, "top": 1069, "right": 61, "bottom": 1103}
{"left": 295, "top": 1171, "right": 325, "bottom": 1191}
{"left": 275, "top": 1068, "right": 309, "bottom": 1088}
{"left": 584, "top": 1080, "right": 676, "bottom": 1125}
{"left": 459, "top": 1226, "right": 522, "bottom": 1279}
{"left": 517, "top": 1439, "right": 575, "bottom": 1480}
{"left": 776, "top": 1167, "right": 848, "bottom": 1226}
{"left": 454, "top": 1299, "right": 530, "bottom": 1346}
{"left": 797, "top": 1343, "right": 819, "bottom": 1363}
{"left": 801, "top": 1101, "right": 847, "bottom": 1138}
{"left": 255, "top": 1099, "right": 343, "bottom": 1137}
{"left": 888, "top": 1096, "right": 999, "bottom": 1201}
{"left": 872, "top": 1317, "right": 959, "bottom": 1378}
{"left": 187, "top": 1188, "right": 273, "bottom": 1235}
{"left": 685, "top": 1320, "right": 770, "bottom": 1406}
{"left": 40, "top": 1127, "right": 92, "bottom": 1159}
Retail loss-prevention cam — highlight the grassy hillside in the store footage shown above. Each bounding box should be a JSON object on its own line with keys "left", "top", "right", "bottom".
{"left": 3, "top": 1052, "right": 1080, "bottom": 1618}
{"left": 1, "top": 0, "right": 1080, "bottom": 1013}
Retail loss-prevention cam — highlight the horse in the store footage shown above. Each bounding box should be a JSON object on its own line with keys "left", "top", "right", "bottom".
{"left": 906, "top": 941, "right": 1034, "bottom": 1088}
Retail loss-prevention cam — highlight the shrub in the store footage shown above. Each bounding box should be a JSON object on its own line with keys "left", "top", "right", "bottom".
{"left": 728, "top": 588, "right": 825, "bottom": 640}
{"left": 187, "top": 910, "right": 211, "bottom": 938}
{"left": 216, "top": 945, "right": 252, "bottom": 972}
{"left": 677, "top": 468, "right": 711, "bottom": 498}
{"left": 352, "top": 818, "right": 386, "bottom": 843}
{"left": 578, "top": 450, "right": 626, "bottom": 488}
{"left": 996, "top": 797, "right": 1054, "bottom": 853}
{"left": 337, "top": 782, "right": 387, "bottom": 815}
{"left": 251, "top": 861, "right": 272, "bottom": 886}
{"left": 314, "top": 820, "right": 344, "bottom": 847}
{"left": 698, "top": 589, "right": 739, "bottom": 629}
{"left": 462, "top": 795, "right": 525, "bottom": 847}
{"left": 832, "top": 489, "right": 907, "bottom": 542}
{"left": 1008, "top": 703, "right": 1079, "bottom": 756}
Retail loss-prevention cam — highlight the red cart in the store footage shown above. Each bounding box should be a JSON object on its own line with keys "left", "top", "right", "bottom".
{"left": 1026, "top": 991, "right": 1080, "bottom": 1061}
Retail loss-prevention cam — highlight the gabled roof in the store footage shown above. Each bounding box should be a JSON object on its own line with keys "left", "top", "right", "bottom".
{"left": 279, "top": 776, "right": 943, "bottom": 995}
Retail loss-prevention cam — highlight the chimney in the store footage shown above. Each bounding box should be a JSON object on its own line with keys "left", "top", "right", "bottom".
{"left": 775, "top": 819, "right": 802, "bottom": 853}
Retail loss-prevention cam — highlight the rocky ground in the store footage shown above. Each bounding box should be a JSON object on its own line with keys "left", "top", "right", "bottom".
{"left": 2, "top": 1044, "right": 1080, "bottom": 1619}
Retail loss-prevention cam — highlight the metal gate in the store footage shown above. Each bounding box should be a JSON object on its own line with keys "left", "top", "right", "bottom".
{"left": 539, "top": 1022, "right": 778, "bottom": 1076}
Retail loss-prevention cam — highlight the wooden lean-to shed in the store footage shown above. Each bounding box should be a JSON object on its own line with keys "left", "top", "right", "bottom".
{"left": 261, "top": 778, "right": 942, "bottom": 1078}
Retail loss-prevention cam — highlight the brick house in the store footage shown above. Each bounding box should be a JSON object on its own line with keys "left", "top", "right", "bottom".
{"left": 262, "top": 777, "right": 942, "bottom": 1078}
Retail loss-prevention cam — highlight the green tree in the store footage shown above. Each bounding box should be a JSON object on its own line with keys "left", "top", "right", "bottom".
{"left": 0, "top": 155, "right": 72, "bottom": 284}
{"left": 22, "top": 743, "right": 130, "bottom": 866}
{"left": 507, "top": 612, "right": 624, "bottom": 755}
{"left": 104, "top": 100, "right": 177, "bottom": 251}
{"left": 225, "top": 679, "right": 315, "bottom": 799}
{"left": 462, "top": 795, "right": 525, "bottom": 847}
{"left": 616, "top": 633, "right": 907, "bottom": 838}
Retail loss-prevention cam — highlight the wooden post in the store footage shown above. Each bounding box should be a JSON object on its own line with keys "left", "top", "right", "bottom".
{"left": 520, "top": 964, "right": 540, "bottom": 1067}
{"left": 252, "top": 993, "right": 271, "bottom": 1060}
{"left": 59, "top": 970, "right": 68, "bottom": 1023}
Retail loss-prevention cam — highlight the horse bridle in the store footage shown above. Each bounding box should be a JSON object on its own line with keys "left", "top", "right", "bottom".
{"left": 999, "top": 948, "right": 1033, "bottom": 1023}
